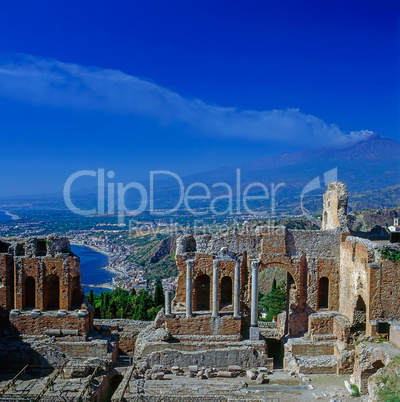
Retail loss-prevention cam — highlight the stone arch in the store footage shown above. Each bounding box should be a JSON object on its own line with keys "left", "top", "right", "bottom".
{"left": 45, "top": 274, "right": 60, "bottom": 310}
{"left": 194, "top": 274, "right": 210, "bottom": 311}
{"left": 259, "top": 260, "right": 300, "bottom": 307}
{"left": 106, "top": 373, "right": 124, "bottom": 400}
{"left": 352, "top": 295, "right": 367, "bottom": 332}
{"left": 258, "top": 260, "right": 303, "bottom": 335}
{"left": 24, "top": 276, "right": 36, "bottom": 309}
{"left": 318, "top": 277, "right": 329, "bottom": 309}
{"left": 221, "top": 276, "right": 233, "bottom": 306}
{"left": 359, "top": 359, "right": 385, "bottom": 394}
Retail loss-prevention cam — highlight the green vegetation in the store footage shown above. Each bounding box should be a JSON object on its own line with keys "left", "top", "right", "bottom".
{"left": 128, "top": 233, "right": 178, "bottom": 281}
{"left": 381, "top": 248, "right": 400, "bottom": 262}
{"left": 350, "top": 384, "right": 360, "bottom": 397}
{"left": 87, "top": 281, "right": 165, "bottom": 320}
{"left": 259, "top": 279, "right": 287, "bottom": 321}
{"left": 377, "top": 356, "right": 400, "bottom": 401}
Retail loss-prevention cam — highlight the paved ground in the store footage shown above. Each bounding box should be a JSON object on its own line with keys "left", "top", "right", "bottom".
{"left": 125, "top": 370, "right": 369, "bottom": 401}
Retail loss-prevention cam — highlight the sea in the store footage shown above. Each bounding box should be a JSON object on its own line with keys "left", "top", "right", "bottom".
{"left": 71, "top": 244, "right": 116, "bottom": 295}
{"left": 0, "top": 211, "right": 12, "bottom": 221}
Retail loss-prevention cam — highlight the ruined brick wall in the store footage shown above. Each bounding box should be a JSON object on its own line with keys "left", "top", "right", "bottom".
{"left": 0, "top": 253, "right": 14, "bottom": 311}
{"left": 321, "top": 182, "right": 349, "bottom": 231}
{"left": 339, "top": 237, "right": 400, "bottom": 332}
{"left": 368, "top": 257, "right": 400, "bottom": 323}
{"left": 0, "top": 236, "right": 83, "bottom": 312}
{"left": 339, "top": 239, "right": 370, "bottom": 325}
{"left": 165, "top": 315, "right": 242, "bottom": 338}
{"left": 10, "top": 312, "right": 92, "bottom": 336}
{"left": 308, "top": 312, "right": 334, "bottom": 334}
{"left": 389, "top": 324, "right": 400, "bottom": 350}
{"left": 173, "top": 225, "right": 342, "bottom": 338}
{"left": 118, "top": 335, "right": 136, "bottom": 356}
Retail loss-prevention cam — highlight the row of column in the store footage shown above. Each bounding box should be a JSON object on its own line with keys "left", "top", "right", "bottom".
{"left": 183, "top": 258, "right": 260, "bottom": 323}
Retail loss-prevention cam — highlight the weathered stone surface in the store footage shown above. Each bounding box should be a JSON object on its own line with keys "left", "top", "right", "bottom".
{"left": 0, "top": 236, "right": 83, "bottom": 316}
{"left": 246, "top": 370, "right": 257, "bottom": 380}
{"left": 217, "top": 371, "right": 233, "bottom": 378}
{"left": 256, "top": 373, "right": 267, "bottom": 384}
{"left": 151, "top": 372, "right": 165, "bottom": 380}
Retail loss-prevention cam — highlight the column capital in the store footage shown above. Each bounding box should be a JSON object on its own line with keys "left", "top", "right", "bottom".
{"left": 251, "top": 259, "right": 260, "bottom": 270}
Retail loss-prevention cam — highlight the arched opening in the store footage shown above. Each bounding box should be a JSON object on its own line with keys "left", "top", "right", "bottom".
{"left": 195, "top": 274, "right": 210, "bottom": 311}
{"left": 185, "top": 236, "right": 197, "bottom": 252}
{"left": 359, "top": 360, "right": 385, "bottom": 393}
{"left": 71, "top": 276, "right": 83, "bottom": 310}
{"left": 45, "top": 275, "right": 60, "bottom": 310}
{"left": 318, "top": 277, "right": 329, "bottom": 309}
{"left": 221, "top": 276, "right": 232, "bottom": 306}
{"left": 0, "top": 241, "right": 8, "bottom": 253}
{"left": 36, "top": 239, "right": 47, "bottom": 256}
{"left": 105, "top": 374, "right": 123, "bottom": 401}
{"left": 24, "top": 276, "right": 36, "bottom": 309}
{"left": 258, "top": 266, "right": 297, "bottom": 368}
{"left": 352, "top": 295, "right": 366, "bottom": 333}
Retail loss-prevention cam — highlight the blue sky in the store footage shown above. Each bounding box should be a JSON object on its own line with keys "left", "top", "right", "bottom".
{"left": 0, "top": 0, "right": 398, "bottom": 196}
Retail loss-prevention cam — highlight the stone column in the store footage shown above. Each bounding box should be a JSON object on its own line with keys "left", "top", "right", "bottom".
{"left": 250, "top": 260, "right": 259, "bottom": 327}
{"left": 186, "top": 260, "right": 193, "bottom": 318}
{"left": 233, "top": 259, "right": 241, "bottom": 318}
{"left": 212, "top": 259, "right": 220, "bottom": 318}
{"left": 165, "top": 290, "right": 172, "bottom": 317}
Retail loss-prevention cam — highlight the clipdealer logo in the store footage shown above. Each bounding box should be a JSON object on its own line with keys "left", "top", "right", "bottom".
{"left": 63, "top": 168, "right": 285, "bottom": 223}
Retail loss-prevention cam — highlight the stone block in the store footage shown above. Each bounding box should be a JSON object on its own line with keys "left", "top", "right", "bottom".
{"left": 256, "top": 373, "right": 267, "bottom": 384}
{"left": 151, "top": 372, "right": 164, "bottom": 380}
{"left": 246, "top": 370, "right": 257, "bottom": 380}
{"left": 217, "top": 371, "right": 233, "bottom": 378}
{"left": 249, "top": 327, "right": 260, "bottom": 340}
{"left": 228, "top": 365, "right": 242, "bottom": 372}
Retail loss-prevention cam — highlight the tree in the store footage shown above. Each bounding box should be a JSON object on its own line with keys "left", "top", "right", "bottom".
{"left": 130, "top": 287, "right": 136, "bottom": 297}
{"left": 133, "top": 290, "right": 154, "bottom": 321}
{"left": 89, "top": 289, "right": 94, "bottom": 306}
{"left": 154, "top": 279, "right": 164, "bottom": 307}
{"left": 271, "top": 278, "right": 277, "bottom": 291}
{"left": 259, "top": 280, "right": 287, "bottom": 321}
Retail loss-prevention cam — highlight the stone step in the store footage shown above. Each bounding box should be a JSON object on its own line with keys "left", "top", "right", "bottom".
{"left": 294, "top": 354, "right": 337, "bottom": 374}
{"left": 311, "top": 333, "right": 336, "bottom": 342}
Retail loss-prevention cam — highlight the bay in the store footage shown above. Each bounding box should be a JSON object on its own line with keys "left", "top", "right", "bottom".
{"left": 71, "top": 244, "right": 115, "bottom": 295}
{"left": 0, "top": 211, "right": 12, "bottom": 221}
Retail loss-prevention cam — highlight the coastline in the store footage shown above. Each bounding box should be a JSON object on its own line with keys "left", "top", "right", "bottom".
{"left": 70, "top": 241, "right": 118, "bottom": 291}
{"left": 3, "top": 210, "right": 20, "bottom": 220}
{"left": 70, "top": 241, "right": 111, "bottom": 257}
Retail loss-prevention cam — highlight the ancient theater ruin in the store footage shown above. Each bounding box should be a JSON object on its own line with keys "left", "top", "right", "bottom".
{"left": 0, "top": 182, "right": 400, "bottom": 400}
{"left": 140, "top": 182, "right": 400, "bottom": 396}
{"left": 0, "top": 236, "right": 91, "bottom": 336}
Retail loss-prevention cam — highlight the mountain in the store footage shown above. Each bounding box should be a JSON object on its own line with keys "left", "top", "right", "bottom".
{"left": 2, "top": 134, "right": 398, "bottom": 217}
{"left": 183, "top": 133, "right": 399, "bottom": 189}
{"left": 145, "top": 133, "right": 399, "bottom": 214}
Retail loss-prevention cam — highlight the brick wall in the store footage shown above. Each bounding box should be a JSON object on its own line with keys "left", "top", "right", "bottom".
{"left": 10, "top": 312, "right": 92, "bottom": 336}
{"left": 165, "top": 315, "right": 242, "bottom": 338}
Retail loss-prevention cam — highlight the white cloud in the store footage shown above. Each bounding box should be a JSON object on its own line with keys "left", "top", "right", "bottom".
{"left": 0, "top": 54, "right": 372, "bottom": 147}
